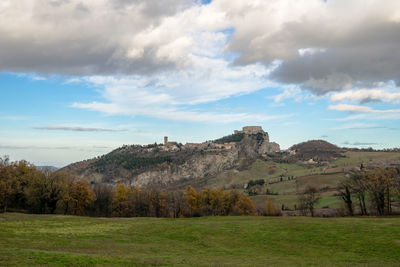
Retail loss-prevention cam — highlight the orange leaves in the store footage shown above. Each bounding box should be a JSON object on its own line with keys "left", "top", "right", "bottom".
{"left": 185, "top": 186, "right": 255, "bottom": 216}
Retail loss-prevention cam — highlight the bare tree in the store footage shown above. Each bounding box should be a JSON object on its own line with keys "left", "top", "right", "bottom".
{"left": 338, "top": 180, "right": 353, "bottom": 216}
{"left": 298, "top": 185, "right": 321, "bottom": 217}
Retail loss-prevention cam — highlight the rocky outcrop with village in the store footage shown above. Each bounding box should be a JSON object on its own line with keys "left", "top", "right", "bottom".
{"left": 61, "top": 126, "right": 281, "bottom": 188}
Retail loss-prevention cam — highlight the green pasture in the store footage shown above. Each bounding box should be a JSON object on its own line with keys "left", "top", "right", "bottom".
{"left": 1, "top": 213, "right": 399, "bottom": 266}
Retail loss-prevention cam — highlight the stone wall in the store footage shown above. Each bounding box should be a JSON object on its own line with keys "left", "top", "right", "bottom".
{"left": 242, "top": 126, "right": 263, "bottom": 134}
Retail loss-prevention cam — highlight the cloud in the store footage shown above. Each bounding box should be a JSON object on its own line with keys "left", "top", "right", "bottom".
{"left": 73, "top": 101, "right": 288, "bottom": 123}
{"left": 71, "top": 54, "right": 287, "bottom": 123}
{"left": 1, "top": 0, "right": 399, "bottom": 126}
{"left": 331, "top": 88, "right": 400, "bottom": 104}
{"left": 0, "top": 0, "right": 196, "bottom": 75}
{"left": 328, "top": 104, "right": 400, "bottom": 114}
{"left": 221, "top": 0, "right": 400, "bottom": 94}
{"left": 2, "top": 0, "right": 399, "bottom": 95}
{"left": 0, "top": 144, "right": 113, "bottom": 151}
{"left": 332, "top": 123, "right": 386, "bottom": 130}
{"left": 273, "top": 86, "right": 303, "bottom": 103}
{"left": 342, "top": 141, "right": 379, "bottom": 146}
{"left": 33, "top": 126, "right": 127, "bottom": 132}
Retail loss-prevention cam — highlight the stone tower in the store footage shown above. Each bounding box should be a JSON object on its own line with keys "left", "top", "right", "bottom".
{"left": 164, "top": 136, "right": 168, "bottom": 146}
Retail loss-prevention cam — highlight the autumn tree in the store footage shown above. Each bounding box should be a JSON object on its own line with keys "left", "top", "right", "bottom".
{"left": 111, "top": 184, "right": 132, "bottom": 217}
{"left": 25, "top": 171, "right": 61, "bottom": 214}
{"left": 233, "top": 194, "right": 256, "bottom": 215}
{"left": 365, "top": 168, "right": 398, "bottom": 215}
{"left": 0, "top": 156, "right": 12, "bottom": 212}
{"left": 64, "top": 179, "right": 96, "bottom": 215}
{"left": 185, "top": 186, "right": 200, "bottom": 216}
{"left": 265, "top": 198, "right": 280, "bottom": 216}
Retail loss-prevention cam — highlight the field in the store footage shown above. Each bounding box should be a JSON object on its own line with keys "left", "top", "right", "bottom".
{"left": 206, "top": 151, "right": 400, "bottom": 211}
{"left": 1, "top": 213, "right": 400, "bottom": 266}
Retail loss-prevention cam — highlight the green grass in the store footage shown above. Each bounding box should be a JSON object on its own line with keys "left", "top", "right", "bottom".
{"left": 334, "top": 151, "right": 400, "bottom": 167}
{"left": 1, "top": 213, "right": 400, "bottom": 266}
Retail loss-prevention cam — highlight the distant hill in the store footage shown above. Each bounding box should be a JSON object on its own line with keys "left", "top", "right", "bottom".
{"left": 290, "top": 140, "right": 343, "bottom": 161}
{"left": 37, "top": 166, "right": 59, "bottom": 173}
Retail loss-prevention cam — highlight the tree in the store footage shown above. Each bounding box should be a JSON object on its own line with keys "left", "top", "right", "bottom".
{"left": 65, "top": 179, "right": 96, "bottom": 215}
{"left": 185, "top": 186, "right": 200, "bottom": 216}
{"left": 0, "top": 156, "right": 12, "bottom": 212}
{"left": 25, "top": 171, "right": 65, "bottom": 214}
{"left": 351, "top": 173, "right": 368, "bottom": 215}
{"left": 265, "top": 198, "right": 280, "bottom": 216}
{"left": 298, "top": 185, "right": 321, "bottom": 217}
{"left": 233, "top": 194, "right": 256, "bottom": 215}
{"left": 111, "top": 184, "right": 131, "bottom": 217}
{"left": 91, "top": 183, "right": 113, "bottom": 217}
{"left": 365, "top": 168, "right": 397, "bottom": 215}
{"left": 167, "top": 190, "right": 186, "bottom": 218}
{"left": 338, "top": 180, "right": 353, "bottom": 216}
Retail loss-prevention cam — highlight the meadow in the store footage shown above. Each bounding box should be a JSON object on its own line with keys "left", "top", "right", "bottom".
{"left": 1, "top": 213, "right": 400, "bottom": 266}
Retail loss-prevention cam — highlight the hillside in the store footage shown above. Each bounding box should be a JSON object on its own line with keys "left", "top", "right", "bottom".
{"left": 61, "top": 126, "right": 281, "bottom": 188}
{"left": 289, "top": 140, "right": 343, "bottom": 161}
{"left": 60, "top": 129, "right": 400, "bottom": 214}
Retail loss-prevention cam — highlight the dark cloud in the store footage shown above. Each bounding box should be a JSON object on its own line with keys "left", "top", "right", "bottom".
{"left": 0, "top": 0, "right": 190, "bottom": 76}
{"left": 227, "top": 1, "right": 400, "bottom": 94}
{"left": 0, "top": 30, "right": 176, "bottom": 76}
{"left": 270, "top": 23, "right": 400, "bottom": 94}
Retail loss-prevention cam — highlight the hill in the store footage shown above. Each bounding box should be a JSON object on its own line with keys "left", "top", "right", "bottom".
{"left": 289, "top": 140, "right": 343, "bottom": 161}
{"left": 60, "top": 126, "right": 281, "bottom": 188}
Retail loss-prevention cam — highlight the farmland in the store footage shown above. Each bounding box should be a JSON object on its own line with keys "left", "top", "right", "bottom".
{"left": 208, "top": 151, "right": 400, "bottom": 211}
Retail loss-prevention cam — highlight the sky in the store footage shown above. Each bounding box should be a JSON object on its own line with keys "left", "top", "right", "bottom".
{"left": 1, "top": 0, "right": 399, "bottom": 167}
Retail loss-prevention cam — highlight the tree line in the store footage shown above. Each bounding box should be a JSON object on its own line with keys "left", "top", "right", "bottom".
{"left": 338, "top": 167, "right": 400, "bottom": 216}
{"left": 0, "top": 157, "right": 255, "bottom": 217}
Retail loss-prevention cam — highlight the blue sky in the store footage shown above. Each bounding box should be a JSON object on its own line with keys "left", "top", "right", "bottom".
{"left": 0, "top": 0, "right": 399, "bottom": 167}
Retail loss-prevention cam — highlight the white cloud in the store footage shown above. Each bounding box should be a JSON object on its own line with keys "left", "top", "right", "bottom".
{"left": 298, "top": 48, "right": 326, "bottom": 57}
{"left": 33, "top": 126, "right": 127, "bottom": 132}
{"left": 71, "top": 24, "right": 285, "bottom": 123}
{"left": 332, "top": 123, "right": 386, "bottom": 130}
{"left": 331, "top": 89, "right": 400, "bottom": 104}
{"left": 329, "top": 104, "right": 400, "bottom": 114}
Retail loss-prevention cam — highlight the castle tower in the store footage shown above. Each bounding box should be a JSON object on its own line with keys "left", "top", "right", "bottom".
{"left": 164, "top": 136, "right": 168, "bottom": 146}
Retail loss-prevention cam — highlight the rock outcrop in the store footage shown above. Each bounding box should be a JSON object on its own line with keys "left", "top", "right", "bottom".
{"left": 60, "top": 126, "right": 280, "bottom": 188}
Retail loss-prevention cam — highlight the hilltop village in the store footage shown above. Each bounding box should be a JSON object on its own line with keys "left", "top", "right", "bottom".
{"left": 160, "top": 126, "right": 280, "bottom": 154}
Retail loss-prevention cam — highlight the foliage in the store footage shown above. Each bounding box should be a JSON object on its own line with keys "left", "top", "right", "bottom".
{"left": 93, "top": 153, "right": 172, "bottom": 171}
{"left": 213, "top": 133, "right": 244, "bottom": 144}
{"left": 338, "top": 168, "right": 400, "bottom": 216}
{"left": 248, "top": 179, "right": 265, "bottom": 187}
{"left": 0, "top": 157, "right": 96, "bottom": 215}
{"left": 265, "top": 198, "right": 280, "bottom": 216}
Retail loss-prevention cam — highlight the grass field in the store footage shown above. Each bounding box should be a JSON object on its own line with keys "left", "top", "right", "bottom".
{"left": 1, "top": 213, "right": 400, "bottom": 266}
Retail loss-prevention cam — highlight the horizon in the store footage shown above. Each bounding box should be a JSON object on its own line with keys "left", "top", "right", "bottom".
{"left": 1, "top": 0, "right": 400, "bottom": 167}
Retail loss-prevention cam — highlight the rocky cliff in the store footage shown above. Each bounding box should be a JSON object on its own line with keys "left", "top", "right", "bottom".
{"left": 60, "top": 127, "right": 280, "bottom": 188}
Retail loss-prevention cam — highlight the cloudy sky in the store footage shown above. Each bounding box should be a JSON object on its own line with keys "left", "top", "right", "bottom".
{"left": 1, "top": 0, "right": 399, "bottom": 167}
